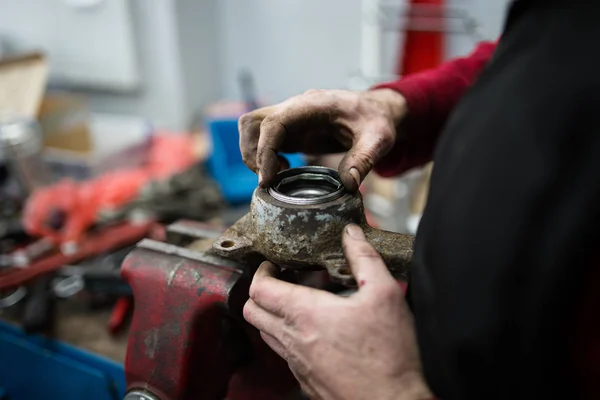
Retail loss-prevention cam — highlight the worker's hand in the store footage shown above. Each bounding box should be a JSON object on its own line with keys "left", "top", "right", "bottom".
{"left": 243, "top": 224, "right": 433, "bottom": 400}
{"left": 238, "top": 89, "right": 407, "bottom": 191}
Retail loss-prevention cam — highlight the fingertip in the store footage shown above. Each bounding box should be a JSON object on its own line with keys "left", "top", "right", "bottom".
{"left": 256, "top": 162, "right": 273, "bottom": 188}
{"left": 338, "top": 156, "right": 364, "bottom": 192}
{"left": 258, "top": 171, "right": 272, "bottom": 188}
{"left": 242, "top": 298, "right": 255, "bottom": 321}
{"left": 250, "top": 263, "right": 276, "bottom": 301}
{"left": 256, "top": 261, "right": 278, "bottom": 278}
{"left": 339, "top": 170, "right": 359, "bottom": 192}
{"left": 257, "top": 149, "right": 281, "bottom": 188}
{"left": 349, "top": 167, "right": 361, "bottom": 187}
{"left": 237, "top": 112, "right": 252, "bottom": 132}
{"left": 344, "top": 224, "right": 365, "bottom": 240}
{"left": 342, "top": 226, "right": 393, "bottom": 290}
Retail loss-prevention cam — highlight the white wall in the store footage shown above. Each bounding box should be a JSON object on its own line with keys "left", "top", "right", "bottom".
{"left": 446, "top": 0, "right": 509, "bottom": 58}
{"left": 218, "top": 0, "right": 364, "bottom": 103}
{"left": 85, "top": 0, "right": 187, "bottom": 130}
{"left": 0, "top": 0, "right": 221, "bottom": 131}
{"left": 86, "top": 0, "right": 222, "bottom": 130}
{"left": 218, "top": 0, "right": 511, "bottom": 102}
{"left": 0, "top": 0, "right": 140, "bottom": 90}
{"left": 0, "top": 0, "right": 510, "bottom": 129}
{"left": 86, "top": 0, "right": 221, "bottom": 130}
{"left": 174, "top": 0, "right": 221, "bottom": 126}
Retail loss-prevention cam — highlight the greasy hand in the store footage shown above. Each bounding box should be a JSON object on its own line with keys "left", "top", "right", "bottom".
{"left": 243, "top": 224, "right": 433, "bottom": 400}
{"left": 238, "top": 89, "right": 407, "bottom": 191}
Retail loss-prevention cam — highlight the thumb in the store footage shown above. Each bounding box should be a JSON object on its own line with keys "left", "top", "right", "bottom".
{"left": 337, "top": 122, "right": 395, "bottom": 191}
{"left": 342, "top": 224, "right": 395, "bottom": 293}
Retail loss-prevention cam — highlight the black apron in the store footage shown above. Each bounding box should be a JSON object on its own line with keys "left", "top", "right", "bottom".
{"left": 411, "top": 1, "right": 600, "bottom": 399}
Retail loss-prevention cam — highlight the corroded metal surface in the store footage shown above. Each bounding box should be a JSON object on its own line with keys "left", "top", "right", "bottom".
{"left": 213, "top": 168, "right": 414, "bottom": 285}
{"left": 122, "top": 222, "right": 301, "bottom": 399}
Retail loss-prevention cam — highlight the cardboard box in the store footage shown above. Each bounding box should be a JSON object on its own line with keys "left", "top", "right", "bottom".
{"left": 42, "top": 110, "right": 151, "bottom": 180}
{"left": 0, "top": 53, "right": 150, "bottom": 182}
{"left": 0, "top": 53, "right": 48, "bottom": 119}
{"left": 39, "top": 94, "right": 91, "bottom": 153}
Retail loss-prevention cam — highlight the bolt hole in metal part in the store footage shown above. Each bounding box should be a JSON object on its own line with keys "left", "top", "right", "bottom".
{"left": 268, "top": 166, "right": 346, "bottom": 205}
{"left": 220, "top": 240, "right": 235, "bottom": 248}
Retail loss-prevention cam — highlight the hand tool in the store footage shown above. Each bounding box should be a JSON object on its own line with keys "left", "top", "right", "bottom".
{"left": 52, "top": 245, "right": 135, "bottom": 298}
{"left": 0, "top": 221, "right": 157, "bottom": 289}
{"left": 21, "top": 272, "right": 55, "bottom": 333}
{"left": 0, "top": 286, "right": 26, "bottom": 308}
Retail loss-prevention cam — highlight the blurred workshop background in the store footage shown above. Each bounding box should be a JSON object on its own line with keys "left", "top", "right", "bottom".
{"left": 0, "top": 1, "right": 509, "bottom": 399}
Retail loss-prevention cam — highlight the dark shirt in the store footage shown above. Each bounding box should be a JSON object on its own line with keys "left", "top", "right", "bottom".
{"left": 409, "top": 1, "right": 600, "bottom": 399}
{"left": 376, "top": 0, "right": 600, "bottom": 398}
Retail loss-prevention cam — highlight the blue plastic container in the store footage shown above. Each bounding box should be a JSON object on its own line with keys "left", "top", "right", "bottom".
{"left": 0, "top": 321, "right": 125, "bottom": 400}
{"left": 206, "top": 118, "right": 305, "bottom": 204}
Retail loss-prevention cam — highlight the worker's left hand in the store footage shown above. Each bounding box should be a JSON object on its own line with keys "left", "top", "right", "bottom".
{"left": 243, "top": 224, "right": 433, "bottom": 400}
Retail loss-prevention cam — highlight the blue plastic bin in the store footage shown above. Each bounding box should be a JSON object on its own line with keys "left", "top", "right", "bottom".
{"left": 206, "top": 118, "right": 305, "bottom": 204}
{"left": 0, "top": 321, "right": 125, "bottom": 400}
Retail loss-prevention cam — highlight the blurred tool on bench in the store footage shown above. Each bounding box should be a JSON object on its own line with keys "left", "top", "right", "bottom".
{"left": 0, "top": 54, "right": 224, "bottom": 337}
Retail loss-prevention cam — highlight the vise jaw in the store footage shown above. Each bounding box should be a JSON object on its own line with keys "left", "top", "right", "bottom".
{"left": 121, "top": 220, "right": 299, "bottom": 400}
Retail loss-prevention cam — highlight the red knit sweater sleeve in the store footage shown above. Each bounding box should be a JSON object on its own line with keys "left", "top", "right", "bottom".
{"left": 373, "top": 41, "right": 497, "bottom": 177}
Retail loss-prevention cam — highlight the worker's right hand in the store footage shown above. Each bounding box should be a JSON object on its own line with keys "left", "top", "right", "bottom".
{"left": 238, "top": 88, "right": 408, "bottom": 192}
{"left": 243, "top": 224, "right": 433, "bottom": 400}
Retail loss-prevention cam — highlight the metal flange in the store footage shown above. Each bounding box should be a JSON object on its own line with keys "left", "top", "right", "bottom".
{"left": 213, "top": 167, "right": 413, "bottom": 285}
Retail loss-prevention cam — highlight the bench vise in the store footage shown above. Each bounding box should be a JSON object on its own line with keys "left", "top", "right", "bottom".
{"left": 121, "top": 220, "right": 300, "bottom": 400}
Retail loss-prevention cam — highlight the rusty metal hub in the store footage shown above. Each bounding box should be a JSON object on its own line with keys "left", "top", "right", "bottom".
{"left": 213, "top": 166, "right": 414, "bottom": 285}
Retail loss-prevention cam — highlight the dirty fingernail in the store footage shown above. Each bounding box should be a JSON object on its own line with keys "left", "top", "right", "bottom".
{"left": 349, "top": 167, "right": 361, "bottom": 188}
{"left": 258, "top": 261, "right": 278, "bottom": 276}
{"left": 346, "top": 224, "right": 365, "bottom": 240}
